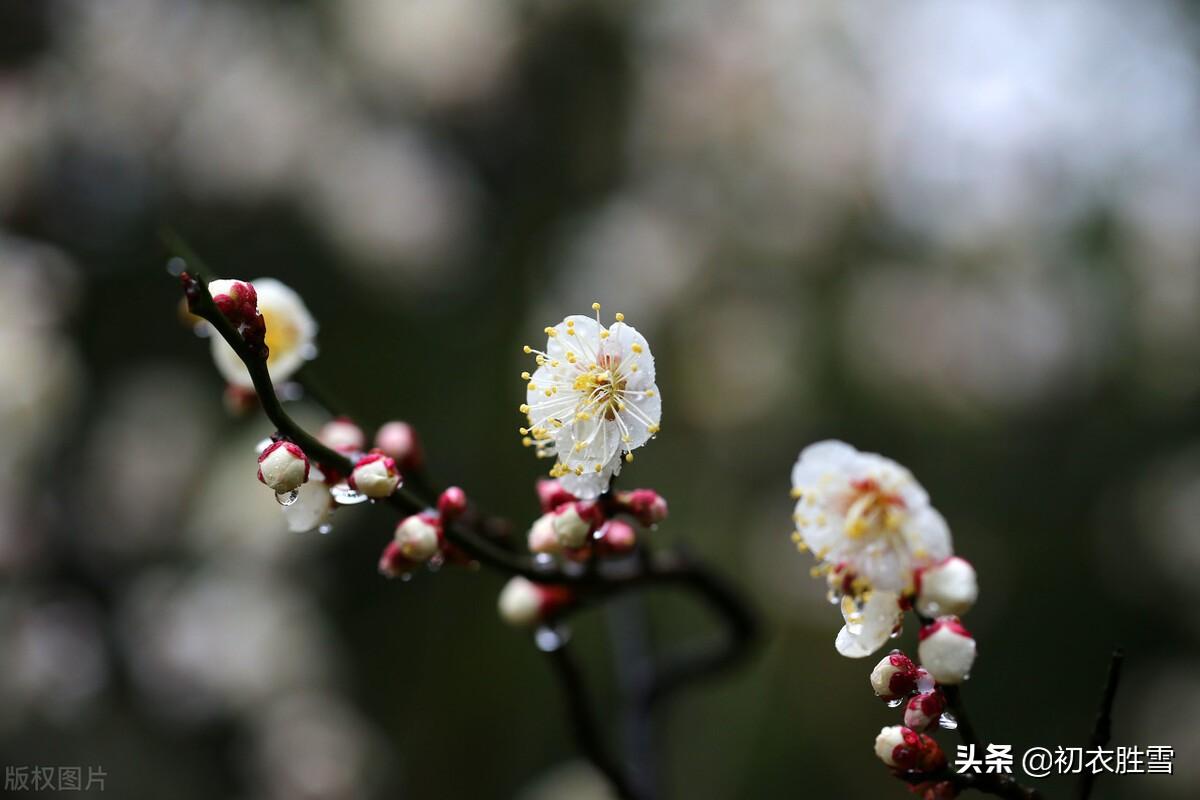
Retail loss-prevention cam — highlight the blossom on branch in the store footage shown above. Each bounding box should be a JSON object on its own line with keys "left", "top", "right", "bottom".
{"left": 519, "top": 304, "right": 662, "bottom": 499}
{"left": 790, "top": 440, "right": 953, "bottom": 657}
{"left": 211, "top": 278, "right": 317, "bottom": 388}
{"left": 257, "top": 440, "right": 310, "bottom": 494}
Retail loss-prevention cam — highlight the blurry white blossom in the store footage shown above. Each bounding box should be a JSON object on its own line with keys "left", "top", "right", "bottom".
{"left": 210, "top": 278, "right": 317, "bottom": 389}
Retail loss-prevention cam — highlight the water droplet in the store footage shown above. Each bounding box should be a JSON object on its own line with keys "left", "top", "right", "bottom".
{"left": 400, "top": 572, "right": 413, "bottom": 583}
{"left": 535, "top": 625, "right": 570, "bottom": 652}
{"left": 939, "top": 712, "right": 958, "bottom": 730}
{"left": 330, "top": 483, "right": 369, "bottom": 505}
{"left": 886, "top": 698, "right": 904, "bottom": 709}
{"left": 275, "top": 489, "right": 300, "bottom": 507}
{"left": 166, "top": 257, "right": 186, "bottom": 276}
{"left": 317, "top": 523, "right": 333, "bottom": 535}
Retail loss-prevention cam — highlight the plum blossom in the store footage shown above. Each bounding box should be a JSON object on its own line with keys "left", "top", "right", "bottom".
{"left": 212, "top": 278, "right": 317, "bottom": 388}
{"left": 520, "top": 304, "right": 662, "bottom": 499}
{"left": 790, "top": 440, "right": 954, "bottom": 658}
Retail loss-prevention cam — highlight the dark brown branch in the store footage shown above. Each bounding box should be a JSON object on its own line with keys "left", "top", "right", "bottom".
{"left": 1077, "top": 649, "right": 1124, "bottom": 800}
{"left": 543, "top": 637, "right": 642, "bottom": 800}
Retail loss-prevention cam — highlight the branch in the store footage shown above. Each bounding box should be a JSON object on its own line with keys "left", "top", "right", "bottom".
{"left": 1077, "top": 649, "right": 1124, "bottom": 800}
{"left": 543, "top": 636, "right": 642, "bottom": 800}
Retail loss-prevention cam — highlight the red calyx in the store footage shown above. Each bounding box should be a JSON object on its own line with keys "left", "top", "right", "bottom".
{"left": 918, "top": 617, "right": 972, "bottom": 641}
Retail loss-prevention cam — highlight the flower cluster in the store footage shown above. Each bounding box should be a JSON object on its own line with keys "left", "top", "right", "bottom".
{"left": 790, "top": 441, "right": 970, "bottom": 658}
{"left": 377, "top": 485, "right": 473, "bottom": 578}
{"left": 519, "top": 303, "right": 662, "bottom": 500}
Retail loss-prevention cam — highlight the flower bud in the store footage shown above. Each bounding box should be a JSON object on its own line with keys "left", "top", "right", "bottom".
{"left": 378, "top": 539, "right": 415, "bottom": 578}
{"left": 870, "top": 650, "right": 918, "bottom": 701}
{"left": 916, "top": 557, "right": 978, "bottom": 618}
{"left": 596, "top": 519, "right": 637, "bottom": 554}
{"left": 437, "top": 486, "right": 468, "bottom": 519}
{"left": 613, "top": 489, "right": 669, "bottom": 526}
{"left": 552, "top": 502, "right": 596, "bottom": 549}
{"left": 874, "top": 726, "right": 943, "bottom": 771}
{"left": 918, "top": 617, "right": 977, "bottom": 685}
{"left": 374, "top": 421, "right": 423, "bottom": 473}
{"left": 904, "top": 690, "right": 946, "bottom": 732}
{"left": 348, "top": 452, "right": 400, "bottom": 498}
{"left": 497, "top": 577, "right": 573, "bottom": 627}
{"left": 527, "top": 513, "right": 559, "bottom": 554}
{"left": 394, "top": 514, "right": 440, "bottom": 562}
{"left": 257, "top": 441, "right": 310, "bottom": 493}
{"left": 208, "top": 279, "right": 258, "bottom": 322}
{"left": 536, "top": 479, "right": 576, "bottom": 513}
{"left": 319, "top": 417, "right": 365, "bottom": 453}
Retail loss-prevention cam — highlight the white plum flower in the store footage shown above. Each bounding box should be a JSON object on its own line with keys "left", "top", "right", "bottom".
{"left": 211, "top": 278, "right": 317, "bottom": 388}
{"left": 790, "top": 440, "right": 954, "bottom": 658}
{"left": 519, "top": 304, "right": 662, "bottom": 499}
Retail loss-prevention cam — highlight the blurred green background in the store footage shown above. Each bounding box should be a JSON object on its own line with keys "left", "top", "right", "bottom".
{"left": 1, "top": 1, "right": 1198, "bottom": 798}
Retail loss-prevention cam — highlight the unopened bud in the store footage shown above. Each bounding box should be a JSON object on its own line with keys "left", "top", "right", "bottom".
{"left": 614, "top": 489, "right": 669, "bottom": 526}
{"left": 904, "top": 690, "right": 946, "bottom": 732}
{"left": 527, "top": 513, "right": 559, "bottom": 554}
{"left": 208, "top": 279, "right": 258, "bottom": 322}
{"left": 552, "top": 502, "right": 595, "bottom": 548}
{"left": 916, "top": 557, "right": 978, "bottom": 618}
{"left": 918, "top": 617, "right": 977, "bottom": 685}
{"left": 374, "top": 421, "right": 423, "bottom": 472}
{"left": 536, "top": 479, "right": 577, "bottom": 513}
{"left": 497, "top": 577, "right": 573, "bottom": 627}
{"left": 319, "top": 417, "right": 365, "bottom": 453}
{"left": 874, "top": 725, "right": 943, "bottom": 771}
{"left": 437, "top": 486, "right": 468, "bottom": 519}
{"left": 378, "top": 539, "right": 415, "bottom": 578}
{"left": 596, "top": 519, "right": 637, "bottom": 554}
{"left": 257, "top": 441, "right": 310, "bottom": 493}
{"left": 395, "top": 514, "right": 440, "bottom": 562}
{"left": 870, "top": 650, "right": 918, "bottom": 701}
{"left": 348, "top": 452, "right": 400, "bottom": 498}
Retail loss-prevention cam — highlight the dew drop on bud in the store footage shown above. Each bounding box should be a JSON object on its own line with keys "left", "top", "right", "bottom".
{"left": 317, "top": 523, "right": 333, "bottom": 535}
{"left": 275, "top": 489, "right": 300, "bottom": 507}
{"left": 886, "top": 698, "right": 904, "bottom": 709}
{"left": 939, "top": 712, "right": 958, "bottom": 730}
{"left": 533, "top": 553, "right": 556, "bottom": 571}
{"left": 330, "top": 483, "right": 369, "bottom": 505}
{"left": 535, "top": 625, "right": 568, "bottom": 652}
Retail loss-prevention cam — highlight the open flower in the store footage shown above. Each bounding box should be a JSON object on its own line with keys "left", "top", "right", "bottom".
{"left": 791, "top": 440, "right": 953, "bottom": 657}
{"left": 211, "top": 278, "right": 317, "bottom": 388}
{"left": 519, "top": 304, "right": 662, "bottom": 499}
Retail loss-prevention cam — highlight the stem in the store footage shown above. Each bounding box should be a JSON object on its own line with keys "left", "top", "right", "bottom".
{"left": 1077, "top": 649, "right": 1124, "bottom": 800}
{"left": 543, "top": 637, "right": 641, "bottom": 800}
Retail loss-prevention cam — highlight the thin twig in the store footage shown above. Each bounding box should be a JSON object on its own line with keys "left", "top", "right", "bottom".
{"left": 1077, "top": 649, "right": 1124, "bottom": 800}
{"left": 543, "top": 637, "right": 641, "bottom": 800}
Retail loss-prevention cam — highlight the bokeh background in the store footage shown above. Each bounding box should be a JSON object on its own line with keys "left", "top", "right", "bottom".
{"left": 2, "top": 1, "right": 1198, "bottom": 798}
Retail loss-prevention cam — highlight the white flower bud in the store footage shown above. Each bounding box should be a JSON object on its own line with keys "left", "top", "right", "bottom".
{"left": 395, "top": 515, "right": 440, "bottom": 562}
{"left": 257, "top": 441, "right": 309, "bottom": 493}
{"left": 904, "top": 690, "right": 946, "bottom": 732}
{"left": 498, "top": 577, "right": 543, "bottom": 627}
{"left": 527, "top": 513, "right": 560, "bottom": 554}
{"left": 874, "top": 725, "right": 915, "bottom": 768}
{"left": 916, "top": 557, "right": 978, "bottom": 618}
{"left": 319, "top": 418, "right": 365, "bottom": 453}
{"left": 870, "top": 650, "right": 918, "bottom": 700}
{"left": 918, "top": 617, "right": 977, "bottom": 685}
{"left": 552, "top": 504, "right": 591, "bottom": 548}
{"left": 349, "top": 453, "right": 400, "bottom": 498}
